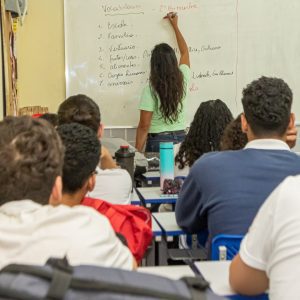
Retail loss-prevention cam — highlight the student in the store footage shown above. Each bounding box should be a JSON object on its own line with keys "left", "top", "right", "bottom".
{"left": 58, "top": 123, "right": 151, "bottom": 263}
{"left": 220, "top": 113, "right": 297, "bottom": 151}
{"left": 56, "top": 123, "right": 101, "bottom": 207}
{"left": 57, "top": 94, "right": 132, "bottom": 204}
{"left": 39, "top": 113, "right": 59, "bottom": 127}
{"left": 160, "top": 99, "right": 232, "bottom": 213}
{"left": 175, "top": 99, "right": 233, "bottom": 177}
{"left": 0, "top": 116, "right": 135, "bottom": 269}
{"left": 220, "top": 114, "right": 248, "bottom": 151}
{"left": 175, "top": 76, "right": 300, "bottom": 250}
{"left": 135, "top": 12, "right": 190, "bottom": 152}
{"left": 230, "top": 175, "right": 300, "bottom": 299}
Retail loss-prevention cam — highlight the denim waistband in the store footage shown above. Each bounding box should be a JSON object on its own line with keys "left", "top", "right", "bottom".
{"left": 148, "top": 130, "right": 186, "bottom": 137}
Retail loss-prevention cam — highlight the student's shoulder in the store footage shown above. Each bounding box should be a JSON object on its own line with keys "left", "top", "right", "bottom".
{"left": 97, "top": 168, "right": 131, "bottom": 179}
{"left": 276, "top": 175, "right": 300, "bottom": 204}
{"left": 194, "top": 150, "right": 240, "bottom": 166}
{"left": 179, "top": 64, "right": 191, "bottom": 80}
{"left": 139, "top": 85, "right": 155, "bottom": 110}
{"left": 140, "top": 85, "right": 152, "bottom": 100}
{"left": 179, "top": 64, "right": 190, "bottom": 72}
{"left": 188, "top": 150, "right": 243, "bottom": 178}
{"left": 50, "top": 204, "right": 110, "bottom": 226}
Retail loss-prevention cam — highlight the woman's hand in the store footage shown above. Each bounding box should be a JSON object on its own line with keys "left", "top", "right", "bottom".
{"left": 164, "top": 12, "right": 178, "bottom": 28}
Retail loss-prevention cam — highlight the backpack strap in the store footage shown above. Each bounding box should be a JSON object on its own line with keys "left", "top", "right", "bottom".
{"left": 180, "top": 277, "right": 210, "bottom": 300}
{"left": 0, "top": 258, "right": 73, "bottom": 300}
{"left": 46, "top": 268, "right": 72, "bottom": 299}
{"left": 45, "top": 257, "right": 73, "bottom": 299}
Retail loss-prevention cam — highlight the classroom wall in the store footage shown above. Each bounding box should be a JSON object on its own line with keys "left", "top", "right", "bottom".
{"left": 17, "top": 0, "right": 65, "bottom": 113}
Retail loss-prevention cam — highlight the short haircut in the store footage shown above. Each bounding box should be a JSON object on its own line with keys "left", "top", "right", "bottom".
{"left": 57, "top": 94, "right": 101, "bottom": 133}
{"left": 0, "top": 116, "right": 64, "bottom": 205}
{"left": 39, "top": 113, "right": 59, "bottom": 127}
{"left": 220, "top": 114, "right": 248, "bottom": 151}
{"left": 57, "top": 123, "right": 101, "bottom": 194}
{"left": 242, "top": 76, "right": 293, "bottom": 137}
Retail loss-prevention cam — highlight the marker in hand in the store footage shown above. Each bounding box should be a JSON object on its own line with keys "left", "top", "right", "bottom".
{"left": 163, "top": 12, "right": 177, "bottom": 19}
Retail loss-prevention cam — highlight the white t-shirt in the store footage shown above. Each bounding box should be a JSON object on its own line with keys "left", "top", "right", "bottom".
{"left": 239, "top": 175, "right": 300, "bottom": 300}
{"left": 174, "top": 143, "right": 190, "bottom": 178}
{"left": 88, "top": 167, "right": 132, "bottom": 204}
{"left": 0, "top": 200, "right": 133, "bottom": 270}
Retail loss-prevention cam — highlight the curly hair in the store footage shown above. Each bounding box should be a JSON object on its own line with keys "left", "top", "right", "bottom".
{"left": 0, "top": 116, "right": 64, "bottom": 205}
{"left": 57, "top": 123, "right": 101, "bottom": 194}
{"left": 242, "top": 76, "right": 293, "bottom": 137}
{"left": 58, "top": 94, "right": 101, "bottom": 133}
{"left": 175, "top": 99, "right": 233, "bottom": 169}
{"left": 150, "top": 43, "right": 185, "bottom": 123}
{"left": 220, "top": 114, "right": 248, "bottom": 151}
{"left": 39, "top": 113, "right": 58, "bottom": 127}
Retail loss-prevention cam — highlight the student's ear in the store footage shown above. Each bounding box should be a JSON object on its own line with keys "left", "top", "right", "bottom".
{"left": 241, "top": 113, "right": 248, "bottom": 134}
{"left": 97, "top": 123, "right": 104, "bottom": 139}
{"left": 286, "top": 113, "right": 297, "bottom": 149}
{"left": 288, "top": 113, "right": 295, "bottom": 129}
{"left": 49, "top": 176, "right": 63, "bottom": 206}
{"left": 87, "top": 173, "right": 96, "bottom": 192}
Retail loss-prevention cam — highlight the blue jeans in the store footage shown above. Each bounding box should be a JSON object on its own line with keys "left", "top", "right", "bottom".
{"left": 145, "top": 130, "right": 186, "bottom": 153}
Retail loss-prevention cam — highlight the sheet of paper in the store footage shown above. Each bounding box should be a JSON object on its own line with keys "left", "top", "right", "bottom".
{"left": 196, "top": 261, "right": 234, "bottom": 296}
{"left": 138, "top": 265, "right": 194, "bottom": 280}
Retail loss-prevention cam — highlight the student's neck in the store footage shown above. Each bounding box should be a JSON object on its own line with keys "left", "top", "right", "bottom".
{"left": 248, "top": 135, "right": 286, "bottom": 142}
{"left": 61, "top": 190, "right": 86, "bottom": 207}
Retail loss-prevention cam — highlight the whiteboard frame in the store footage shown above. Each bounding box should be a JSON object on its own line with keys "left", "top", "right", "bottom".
{"left": 0, "top": 14, "right": 3, "bottom": 120}
{"left": 63, "top": 0, "right": 69, "bottom": 99}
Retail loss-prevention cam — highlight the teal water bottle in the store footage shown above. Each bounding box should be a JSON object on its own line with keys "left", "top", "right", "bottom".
{"left": 159, "top": 142, "right": 174, "bottom": 189}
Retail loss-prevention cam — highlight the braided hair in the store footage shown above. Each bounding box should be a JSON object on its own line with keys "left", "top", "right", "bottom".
{"left": 175, "top": 99, "right": 233, "bottom": 169}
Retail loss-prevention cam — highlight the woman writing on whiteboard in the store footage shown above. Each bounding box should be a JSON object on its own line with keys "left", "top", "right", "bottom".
{"left": 135, "top": 12, "right": 190, "bottom": 152}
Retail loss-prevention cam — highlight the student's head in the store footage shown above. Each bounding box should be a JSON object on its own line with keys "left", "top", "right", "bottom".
{"left": 39, "top": 113, "right": 59, "bottom": 127}
{"left": 58, "top": 94, "right": 101, "bottom": 135}
{"left": 0, "top": 116, "right": 64, "bottom": 206}
{"left": 241, "top": 76, "right": 293, "bottom": 139}
{"left": 57, "top": 123, "right": 100, "bottom": 200}
{"left": 220, "top": 114, "right": 248, "bottom": 151}
{"left": 150, "top": 43, "right": 184, "bottom": 123}
{"left": 175, "top": 99, "right": 233, "bottom": 169}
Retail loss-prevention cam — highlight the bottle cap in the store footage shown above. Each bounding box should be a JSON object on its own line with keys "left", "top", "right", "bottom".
{"left": 120, "top": 145, "right": 129, "bottom": 149}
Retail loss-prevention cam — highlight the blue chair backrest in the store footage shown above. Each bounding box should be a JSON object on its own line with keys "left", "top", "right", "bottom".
{"left": 211, "top": 234, "right": 244, "bottom": 261}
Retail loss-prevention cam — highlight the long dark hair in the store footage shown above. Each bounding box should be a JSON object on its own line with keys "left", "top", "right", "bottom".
{"left": 175, "top": 99, "right": 233, "bottom": 169}
{"left": 150, "top": 43, "right": 184, "bottom": 123}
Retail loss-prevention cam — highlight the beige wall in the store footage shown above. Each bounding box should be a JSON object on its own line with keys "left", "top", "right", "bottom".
{"left": 17, "top": 0, "right": 65, "bottom": 113}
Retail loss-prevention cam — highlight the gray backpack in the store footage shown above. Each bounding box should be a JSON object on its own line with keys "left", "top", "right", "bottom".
{"left": 0, "top": 257, "right": 225, "bottom": 300}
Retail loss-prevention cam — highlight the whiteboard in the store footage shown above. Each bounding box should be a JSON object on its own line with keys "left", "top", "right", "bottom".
{"left": 64, "top": 0, "right": 300, "bottom": 126}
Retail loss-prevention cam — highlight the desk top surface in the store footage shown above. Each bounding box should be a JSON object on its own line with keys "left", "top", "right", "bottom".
{"left": 130, "top": 187, "right": 178, "bottom": 205}
{"left": 151, "top": 212, "right": 183, "bottom": 236}
{"left": 139, "top": 261, "right": 232, "bottom": 296}
{"left": 139, "top": 262, "right": 267, "bottom": 299}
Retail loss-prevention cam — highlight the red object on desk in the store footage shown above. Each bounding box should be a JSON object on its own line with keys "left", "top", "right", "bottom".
{"left": 82, "top": 197, "right": 152, "bottom": 262}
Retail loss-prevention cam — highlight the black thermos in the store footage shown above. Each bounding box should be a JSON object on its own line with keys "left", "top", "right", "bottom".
{"left": 115, "top": 145, "right": 135, "bottom": 187}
